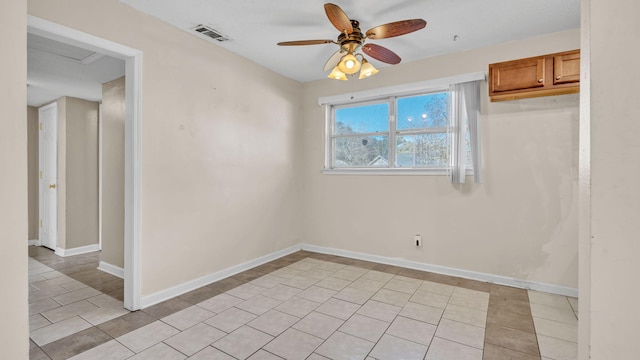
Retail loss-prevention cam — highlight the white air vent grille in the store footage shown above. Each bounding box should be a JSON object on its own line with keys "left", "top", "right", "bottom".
{"left": 192, "top": 25, "right": 230, "bottom": 42}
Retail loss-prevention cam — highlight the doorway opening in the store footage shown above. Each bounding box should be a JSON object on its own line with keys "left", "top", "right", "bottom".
{"left": 28, "top": 15, "right": 142, "bottom": 310}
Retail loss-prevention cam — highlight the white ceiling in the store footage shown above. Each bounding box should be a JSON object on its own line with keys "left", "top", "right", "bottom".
{"left": 120, "top": 0, "right": 580, "bottom": 83}
{"left": 27, "top": 33, "right": 125, "bottom": 107}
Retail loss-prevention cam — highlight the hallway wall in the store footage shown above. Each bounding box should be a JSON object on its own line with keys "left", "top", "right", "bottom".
{"left": 27, "top": 106, "right": 39, "bottom": 241}
{"left": 0, "top": 0, "right": 29, "bottom": 357}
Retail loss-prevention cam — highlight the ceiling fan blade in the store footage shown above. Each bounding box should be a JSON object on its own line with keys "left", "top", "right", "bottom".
{"left": 277, "top": 40, "right": 335, "bottom": 46}
{"left": 362, "top": 43, "right": 401, "bottom": 65}
{"left": 366, "top": 19, "right": 427, "bottom": 39}
{"left": 324, "top": 3, "right": 353, "bottom": 34}
{"left": 323, "top": 50, "right": 345, "bottom": 71}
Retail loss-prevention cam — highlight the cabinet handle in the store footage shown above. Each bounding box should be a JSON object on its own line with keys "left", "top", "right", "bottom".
{"left": 538, "top": 79, "right": 543, "bottom": 83}
{"left": 556, "top": 75, "right": 562, "bottom": 80}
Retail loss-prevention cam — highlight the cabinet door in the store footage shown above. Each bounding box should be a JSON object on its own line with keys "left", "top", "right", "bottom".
{"left": 554, "top": 51, "right": 580, "bottom": 84}
{"left": 490, "top": 57, "right": 545, "bottom": 93}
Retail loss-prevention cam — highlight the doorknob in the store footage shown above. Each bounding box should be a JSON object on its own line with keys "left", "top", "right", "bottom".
{"left": 48, "top": 184, "right": 56, "bottom": 189}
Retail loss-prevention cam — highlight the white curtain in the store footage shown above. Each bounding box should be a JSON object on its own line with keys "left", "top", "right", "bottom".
{"left": 449, "top": 80, "right": 482, "bottom": 184}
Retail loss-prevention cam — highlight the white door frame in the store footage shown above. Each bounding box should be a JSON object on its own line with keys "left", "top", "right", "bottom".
{"left": 27, "top": 15, "right": 143, "bottom": 311}
{"left": 38, "top": 102, "right": 58, "bottom": 250}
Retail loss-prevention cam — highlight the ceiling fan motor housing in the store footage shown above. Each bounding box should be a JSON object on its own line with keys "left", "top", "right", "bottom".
{"left": 338, "top": 20, "right": 364, "bottom": 52}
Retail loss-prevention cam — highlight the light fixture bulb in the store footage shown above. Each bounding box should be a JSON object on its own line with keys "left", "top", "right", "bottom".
{"left": 358, "top": 59, "right": 379, "bottom": 79}
{"left": 328, "top": 66, "right": 348, "bottom": 81}
{"left": 338, "top": 53, "right": 361, "bottom": 75}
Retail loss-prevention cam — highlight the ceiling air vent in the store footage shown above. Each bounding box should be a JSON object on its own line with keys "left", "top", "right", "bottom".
{"left": 192, "top": 25, "right": 230, "bottom": 42}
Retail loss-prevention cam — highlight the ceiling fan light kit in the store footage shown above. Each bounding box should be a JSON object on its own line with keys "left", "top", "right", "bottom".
{"left": 277, "top": 3, "right": 426, "bottom": 81}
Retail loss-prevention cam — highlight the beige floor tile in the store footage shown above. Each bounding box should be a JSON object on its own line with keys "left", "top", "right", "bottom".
{"left": 41, "top": 300, "right": 99, "bottom": 323}
{"left": 302, "top": 268, "right": 338, "bottom": 280}
{"left": 226, "top": 283, "right": 268, "bottom": 300}
{"left": 128, "top": 342, "right": 186, "bottom": 360}
{"left": 568, "top": 297, "right": 579, "bottom": 313}
{"left": 399, "top": 302, "right": 444, "bottom": 325}
{"left": 236, "top": 294, "right": 283, "bottom": 315}
{"left": 442, "top": 304, "right": 487, "bottom": 328}
{"left": 338, "top": 314, "right": 389, "bottom": 342}
{"left": 30, "top": 315, "right": 94, "bottom": 346}
{"left": 386, "top": 316, "right": 436, "bottom": 346}
{"left": 537, "top": 334, "right": 578, "bottom": 360}
{"left": 530, "top": 303, "right": 578, "bottom": 325}
{"left": 52, "top": 287, "right": 102, "bottom": 305}
{"left": 205, "top": 307, "right": 258, "bottom": 333}
{"left": 333, "top": 286, "right": 375, "bottom": 305}
{"left": 315, "top": 298, "right": 361, "bottom": 320}
{"left": 419, "top": 281, "right": 455, "bottom": 296}
{"left": 188, "top": 346, "right": 236, "bottom": 360}
{"left": 164, "top": 323, "right": 226, "bottom": 356}
{"left": 315, "top": 331, "right": 375, "bottom": 360}
{"left": 197, "top": 293, "right": 243, "bottom": 314}
{"left": 29, "top": 314, "right": 51, "bottom": 331}
{"left": 250, "top": 274, "right": 285, "bottom": 289}
{"left": 116, "top": 320, "right": 180, "bottom": 353}
{"left": 247, "top": 309, "right": 300, "bottom": 336}
{"left": 81, "top": 305, "right": 130, "bottom": 326}
{"left": 315, "top": 277, "right": 352, "bottom": 291}
{"left": 314, "top": 261, "right": 346, "bottom": 272}
{"left": 356, "top": 300, "right": 401, "bottom": 322}
{"left": 533, "top": 317, "right": 578, "bottom": 342}
{"left": 274, "top": 296, "right": 321, "bottom": 318}
{"left": 282, "top": 275, "right": 320, "bottom": 290}
{"left": 527, "top": 291, "right": 573, "bottom": 310}
{"left": 332, "top": 269, "right": 365, "bottom": 282}
{"left": 262, "top": 284, "right": 303, "bottom": 301}
{"left": 361, "top": 270, "right": 395, "bottom": 283}
{"left": 483, "top": 343, "right": 541, "bottom": 360}
{"left": 293, "top": 311, "right": 344, "bottom": 339}
{"left": 410, "top": 290, "right": 450, "bottom": 309}
{"left": 297, "top": 285, "right": 337, "bottom": 303}
{"left": 448, "top": 288, "right": 490, "bottom": 311}
{"left": 247, "top": 349, "right": 286, "bottom": 359}
{"left": 86, "top": 294, "right": 124, "bottom": 308}
{"left": 434, "top": 319, "right": 485, "bottom": 349}
{"left": 350, "top": 278, "right": 386, "bottom": 292}
{"left": 264, "top": 328, "right": 323, "bottom": 359}
{"left": 369, "top": 334, "right": 428, "bottom": 360}
{"left": 425, "top": 337, "right": 482, "bottom": 360}
{"left": 307, "top": 354, "right": 331, "bottom": 360}
{"left": 484, "top": 323, "right": 540, "bottom": 356}
{"left": 212, "top": 325, "right": 274, "bottom": 359}
{"left": 161, "top": 305, "right": 215, "bottom": 330}
{"left": 384, "top": 278, "right": 421, "bottom": 294}
{"left": 29, "top": 298, "right": 62, "bottom": 316}
{"left": 372, "top": 288, "right": 412, "bottom": 307}
{"left": 269, "top": 267, "right": 303, "bottom": 280}
{"left": 67, "top": 339, "right": 134, "bottom": 360}
{"left": 289, "top": 260, "right": 319, "bottom": 272}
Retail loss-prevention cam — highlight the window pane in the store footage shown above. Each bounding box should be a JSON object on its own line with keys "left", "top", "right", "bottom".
{"left": 334, "top": 135, "right": 389, "bottom": 167}
{"left": 335, "top": 103, "right": 389, "bottom": 135}
{"left": 396, "top": 133, "right": 448, "bottom": 167}
{"left": 396, "top": 93, "right": 448, "bottom": 130}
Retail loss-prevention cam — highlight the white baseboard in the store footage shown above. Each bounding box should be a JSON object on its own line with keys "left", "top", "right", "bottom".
{"left": 55, "top": 244, "right": 101, "bottom": 257}
{"left": 28, "top": 239, "right": 40, "bottom": 246}
{"left": 98, "top": 261, "right": 125, "bottom": 279}
{"left": 140, "top": 244, "right": 303, "bottom": 309}
{"left": 301, "top": 244, "right": 579, "bottom": 298}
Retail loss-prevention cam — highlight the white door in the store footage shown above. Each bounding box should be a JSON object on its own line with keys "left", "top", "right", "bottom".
{"left": 39, "top": 103, "right": 58, "bottom": 250}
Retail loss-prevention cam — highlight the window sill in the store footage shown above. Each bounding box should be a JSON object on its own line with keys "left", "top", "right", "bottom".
{"left": 321, "top": 168, "right": 473, "bottom": 176}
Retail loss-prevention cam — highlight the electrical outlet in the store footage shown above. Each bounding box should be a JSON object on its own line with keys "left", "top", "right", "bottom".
{"left": 414, "top": 234, "right": 422, "bottom": 247}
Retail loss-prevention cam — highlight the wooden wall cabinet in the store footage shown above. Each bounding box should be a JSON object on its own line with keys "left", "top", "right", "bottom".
{"left": 489, "top": 49, "right": 580, "bottom": 102}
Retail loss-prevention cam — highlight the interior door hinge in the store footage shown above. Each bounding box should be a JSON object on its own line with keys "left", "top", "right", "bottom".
{"left": 39, "top": 123, "right": 42, "bottom": 130}
{"left": 39, "top": 171, "right": 43, "bottom": 179}
{"left": 39, "top": 220, "right": 42, "bottom": 228}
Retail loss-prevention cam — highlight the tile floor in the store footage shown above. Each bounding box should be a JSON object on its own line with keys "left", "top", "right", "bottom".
{"left": 28, "top": 248, "right": 579, "bottom": 360}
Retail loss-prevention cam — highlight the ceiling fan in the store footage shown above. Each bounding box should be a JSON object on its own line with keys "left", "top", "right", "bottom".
{"left": 277, "top": 3, "right": 427, "bottom": 80}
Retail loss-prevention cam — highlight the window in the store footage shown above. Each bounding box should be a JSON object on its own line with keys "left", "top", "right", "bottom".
{"left": 327, "top": 91, "right": 469, "bottom": 172}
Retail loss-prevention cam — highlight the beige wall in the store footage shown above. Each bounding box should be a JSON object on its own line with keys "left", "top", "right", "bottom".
{"left": 301, "top": 29, "right": 580, "bottom": 289}
{"left": 28, "top": 0, "right": 303, "bottom": 297}
{"left": 586, "top": 0, "right": 640, "bottom": 357}
{"left": 63, "top": 97, "right": 99, "bottom": 249}
{"left": 101, "top": 77, "right": 125, "bottom": 268}
{"left": 27, "top": 106, "right": 39, "bottom": 240}
{"left": 0, "top": 0, "right": 29, "bottom": 357}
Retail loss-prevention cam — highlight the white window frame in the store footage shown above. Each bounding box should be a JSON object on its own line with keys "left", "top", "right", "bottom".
{"left": 320, "top": 72, "right": 485, "bottom": 175}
